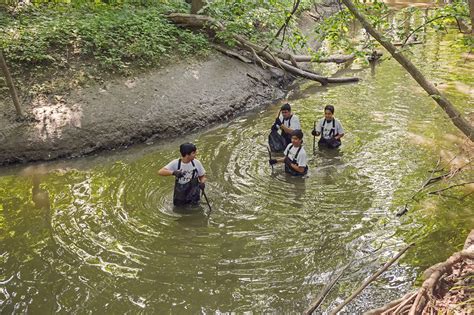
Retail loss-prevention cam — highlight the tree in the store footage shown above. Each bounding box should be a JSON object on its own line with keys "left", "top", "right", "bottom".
{"left": 191, "top": 0, "right": 205, "bottom": 14}
{"left": 338, "top": 0, "right": 473, "bottom": 141}
{"left": 0, "top": 49, "right": 23, "bottom": 118}
{"left": 469, "top": 0, "right": 474, "bottom": 33}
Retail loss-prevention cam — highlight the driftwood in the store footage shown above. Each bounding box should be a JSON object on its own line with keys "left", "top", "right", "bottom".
{"left": 363, "top": 291, "right": 415, "bottom": 315}
{"left": 211, "top": 45, "right": 252, "bottom": 63}
{"left": 291, "top": 54, "right": 355, "bottom": 63}
{"left": 166, "top": 13, "right": 359, "bottom": 86}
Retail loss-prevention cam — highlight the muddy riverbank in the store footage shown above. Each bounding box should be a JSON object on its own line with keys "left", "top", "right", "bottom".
{"left": 0, "top": 53, "right": 290, "bottom": 165}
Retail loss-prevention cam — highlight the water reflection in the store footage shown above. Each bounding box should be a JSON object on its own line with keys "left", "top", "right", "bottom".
{"left": 1, "top": 11, "right": 473, "bottom": 315}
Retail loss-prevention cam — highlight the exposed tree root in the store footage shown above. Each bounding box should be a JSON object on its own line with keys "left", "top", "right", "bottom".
{"left": 366, "top": 230, "right": 474, "bottom": 315}
{"left": 166, "top": 13, "right": 359, "bottom": 86}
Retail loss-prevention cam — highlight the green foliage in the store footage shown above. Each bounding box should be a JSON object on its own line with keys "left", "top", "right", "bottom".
{"left": 313, "top": 0, "right": 472, "bottom": 56}
{"left": 0, "top": 2, "right": 209, "bottom": 72}
{"left": 203, "top": 0, "right": 315, "bottom": 49}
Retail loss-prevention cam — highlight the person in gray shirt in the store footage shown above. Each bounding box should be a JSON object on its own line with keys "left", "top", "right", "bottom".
{"left": 312, "top": 105, "right": 345, "bottom": 149}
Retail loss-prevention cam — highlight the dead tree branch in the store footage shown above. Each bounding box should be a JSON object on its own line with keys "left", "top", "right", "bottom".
{"left": 428, "top": 181, "right": 474, "bottom": 195}
{"left": 166, "top": 13, "right": 359, "bottom": 85}
{"left": 329, "top": 243, "right": 414, "bottom": 314}
{"left": 261, "top": 0, "right": 301, "bottom": 51}
{"left": 0, "top": 49, "right": 23, "bottom": 118}
{"left": 304, "top": 263, "right": 351, "bottom": 315}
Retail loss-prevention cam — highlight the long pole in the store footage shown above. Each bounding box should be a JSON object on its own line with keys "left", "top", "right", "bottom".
{"left": 312, "top": 120, "right": 316, "bottom": 154}
{"left": 266, "top": 145, "right": 274, "bottom": 172}
{"left": 201, "top": 189, "right": 212, "bottom": 216}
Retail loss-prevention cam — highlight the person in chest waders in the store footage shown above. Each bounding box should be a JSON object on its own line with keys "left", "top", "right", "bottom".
{"left": 158, "top": 143, "right": 206, "bottom": 206}
{"left": 272, "top": 103, "right": 301, "bottom": 147}
{"left": 311, "top": 105, "right": 345, "bottom": 149}
{"left": 269, "top": 130, "right": 308, "bottom": 176}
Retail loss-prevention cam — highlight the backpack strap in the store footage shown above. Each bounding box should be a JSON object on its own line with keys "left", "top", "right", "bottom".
{"left": 191, "top": 160, "right": 197, "bottom": 178}
{"left": 286, "top": 145, "right": 293, "bottom": 158}
{"left": 176, "top": 159, "right": 198, "bottom": 179}
{"left": 294, "top": 146, "right": 302, "bottom": 160}
{"left": 321, "top": 119, "right": 326, "bottom": 135}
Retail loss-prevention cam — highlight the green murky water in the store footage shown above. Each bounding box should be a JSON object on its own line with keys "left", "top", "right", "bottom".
{"left": 1, "top": 23, "right": 473, "bottom": 314}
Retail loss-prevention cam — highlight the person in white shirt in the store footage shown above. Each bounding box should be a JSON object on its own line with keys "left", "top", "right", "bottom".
{"left": 269, "top": 129, "right": 308, "bottom": 176}
{"left": 311, "top": 105, "right": 345, "bottom": 149}
{"left": 271, "top": 103, "right": 301, "bottom": 147}
{"left": 158, "top": 143, "right": 207, "bottom": 206}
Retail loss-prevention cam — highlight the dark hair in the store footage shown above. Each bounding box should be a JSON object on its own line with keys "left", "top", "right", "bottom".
{"left": 180, "top": 142, "right": 197, "bottom": 157}
{"left": 280, "top": 103, "right": 291, "bottom": 112}
{"left": 324, "top": 105, "right": 335, "bottom": 114}
{"left": 292, "top": 129, "right": 304, "bottom": 140}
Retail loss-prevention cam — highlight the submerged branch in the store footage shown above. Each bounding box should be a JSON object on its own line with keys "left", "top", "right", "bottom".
{"left": 329, "top": 243, "right": 414, "bottom": 314}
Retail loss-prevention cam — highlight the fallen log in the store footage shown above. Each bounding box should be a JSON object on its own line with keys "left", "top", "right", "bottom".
{"left": 166, "top": 13, "right": 360, "bottom": 85}
{"left": 291, "top": 54, "right": 355, "bottom": 63}
{"left": 211, "top": 45, "right": 252, "bottom": 63}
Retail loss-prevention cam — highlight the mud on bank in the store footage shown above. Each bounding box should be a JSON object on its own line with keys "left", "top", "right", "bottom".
{"left": 0, "top": 53, "right": 290, "bottom": 165}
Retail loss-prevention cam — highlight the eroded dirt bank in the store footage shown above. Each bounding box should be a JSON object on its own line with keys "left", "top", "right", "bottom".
{"left": 0, "top": 53, "right": 289, "bottom": 165}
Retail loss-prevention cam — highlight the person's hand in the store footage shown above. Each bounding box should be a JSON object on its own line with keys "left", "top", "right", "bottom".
{"left": 172, "top": 170, "right": 184, "bottom": 178}
{"left": 199, "top": 182, "right": 206, "bottom": 190}
{"left": 311, "top": 129, "right": 318, "bottom": 137}
{"left": 269, "top": 159, "right": 278, "bottom": 165}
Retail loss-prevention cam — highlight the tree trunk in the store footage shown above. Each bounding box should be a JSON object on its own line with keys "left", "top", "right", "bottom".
{"left": 0, "top": 49, "right": 23, "bottom": 118}
{"left": 469, "top": 0, "right": 474, "bottom": 34}
{"left": 191, "top": 0, "right": 205, "bottom": 14}
{"left": 341, "top": 0, "right": 474, "bottom": 142}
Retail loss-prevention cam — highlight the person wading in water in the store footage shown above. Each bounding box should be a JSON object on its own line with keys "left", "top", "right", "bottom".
{"left": 272, "top": 103, "right": 301, "bottom": 147}
{"left": 311, "top": 105, "right": 345, "bottom": 149}
{"left": 269, "top": 129, "right": 308, "bottom": 176}
{"left": 158, "top": 143, "right": 206, "bottom": 206}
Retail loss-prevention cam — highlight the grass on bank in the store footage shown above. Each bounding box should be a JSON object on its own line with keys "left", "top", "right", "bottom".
{"left": 0, "top": 1, "right": 210, "bottom": 97}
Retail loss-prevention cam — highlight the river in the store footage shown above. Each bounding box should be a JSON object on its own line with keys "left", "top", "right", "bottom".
{"left": 0, "top": 8, "right": 473, "bottom": 314}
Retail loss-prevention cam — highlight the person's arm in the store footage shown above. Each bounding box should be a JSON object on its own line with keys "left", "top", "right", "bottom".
{"left": 281, "top": 116, "right": 300, "bottom": 134}
{"left": 280, "top": 124, "right": 294, "bottom": 134}
{"left": 158, "top": 160, "right": 179, "bottom": 176}
{"left": 312, "top": 119, "right": 322, "bottom": 136}
{"left": 196, "top": 161, "right": 207, "bottom": 189}
{"left": 291, "top": 151, "right": 307, "bottom": 173}
{"left": 290, "top": 163, "right": 306, "bottom": 173}
{"left": 335, "top": 121, "right": 345, "bottom": 140}
{"left": 158, "top": 167, "right": 173, "bottom": 176}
